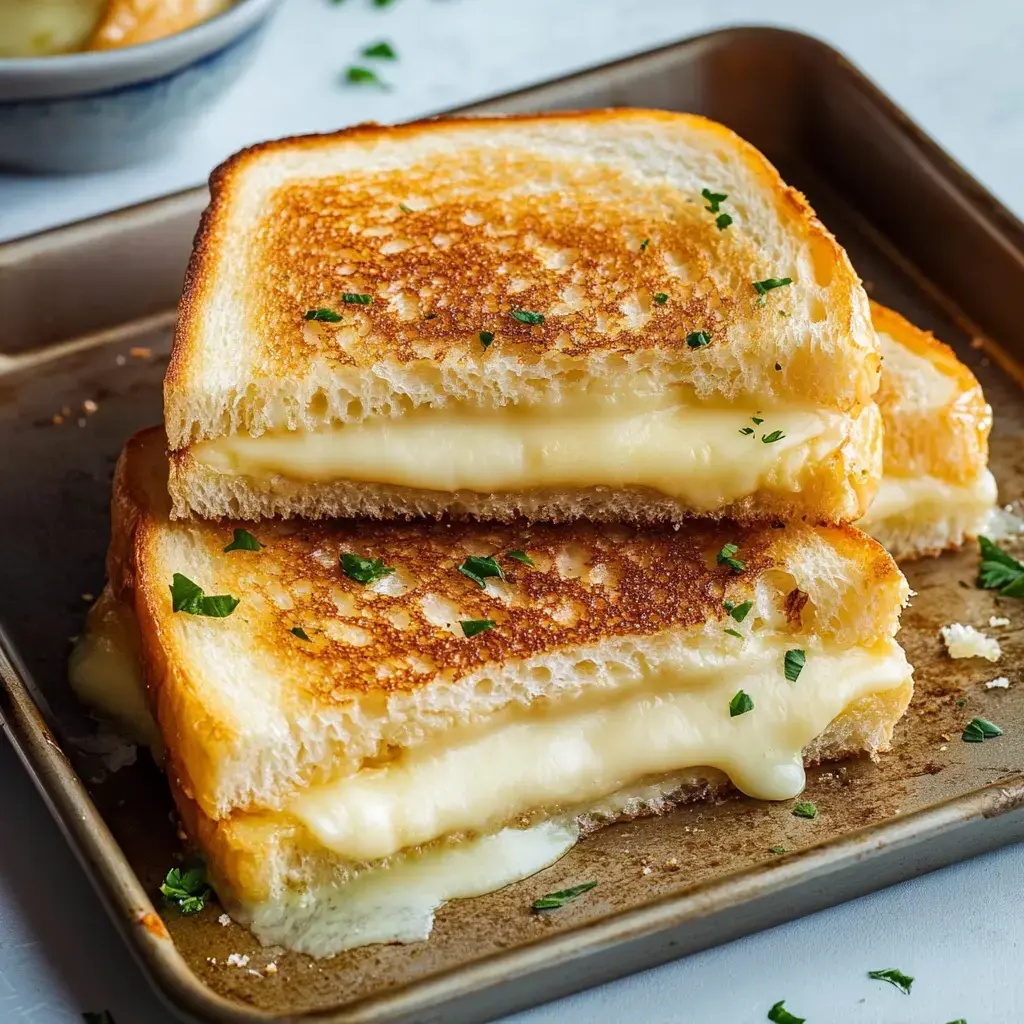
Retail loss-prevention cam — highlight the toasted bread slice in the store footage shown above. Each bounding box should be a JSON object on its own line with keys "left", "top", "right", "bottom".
{"left": 165, "top": 110, "right": 881, "bottom": 524}
{"left": 73, "top": 428, "right": 912, "bottom": 954}
{"left": 859, "top": 303, "right": 995, "bottom": 559}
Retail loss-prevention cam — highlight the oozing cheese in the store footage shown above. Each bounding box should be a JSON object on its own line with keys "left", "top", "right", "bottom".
{"left": 858, "top": 469, "right": 997, "bottom": 535}
{"left": 239, "top": 821, "right": 579, "bottom": 957}
{"left": 191, "top": 395, "right": 853, "bottom": 508}
{"left": 289, "top": 638, "right": 911, "bottom": 862}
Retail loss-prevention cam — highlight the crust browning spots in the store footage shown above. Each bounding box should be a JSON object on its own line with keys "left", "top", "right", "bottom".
{"left": 784, "top": 587, "right": 809, "bottom": 627}
{"left": 241, "top": 152, "right": 764, "bottom": 371}
{"left": 143, "top": 517, "right": 828, "bottom": 702}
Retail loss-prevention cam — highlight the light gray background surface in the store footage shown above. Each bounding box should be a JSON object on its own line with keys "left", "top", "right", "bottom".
{"left": 2, "top": 1, "right": 1023, "bottom": 1021}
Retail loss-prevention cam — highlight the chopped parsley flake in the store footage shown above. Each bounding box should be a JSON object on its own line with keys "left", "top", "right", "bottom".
{"left": 304, "top": 308, "right": 342, "bottom": 322}
{"left": 507, "top": 549, "right": 534, "bottom": 566}
{"left": 739, "top": 426, "right": 755, "bottom": 435}
{"left": 753, "top": 277, "right": 793, "bottom": 302}
{"left": 768, "top": 846, "right": 787, "bottom": 855}
{"left": 724, "top": 628, "right": 744, "bottom": 638}
{"left": 767, "top": 1001, "right": 805, "bottom": 1024}
{"left": 169, "top": 574, "right": 239, "bottom": 618}
{"left": 342, "top": 292, "right": 373, "bottom": 304}
{"left": 459, "top": 554, "right": 505, "bottom": 588}
{"left": 160, "top": 866, "right": 211, "bottom": 915}
{"left": 511, "top": 309, "right": 544, "bottom": 325}
{"left": 762, "top": 429, "right": 786, "bottom": 443}
{"left": 479, "top": 331, "right": 495, "bottom": 349}
{"left": 724, "top": 599, "right": 753, "bottom": 622}
{"left": 223, "top": 528, "right": 262, "bottom": 552}
{"left": 792, "top": 800, "right": 817, "bottom": 819}
{"left": 653, "top": 292, "right": 668, "bottom": 305}
{"left": 531, "top": 880, "right": 597, "bottom": 911}
{"left": 701, "top": 187, "right": 727, "bottom": 213}
{"left": 291, "top": 627, "right": 311, "bottom": 641}
{"left": 751, "top": 416, "right": 764, "bottom": 425}
{"left": 686, "top": 331, "right": 711, "bottom": 348}
{"left": 717, "top": 542, "right": 746, "bottom": 574}
{"left": 715, "top": 212, "right": 733, "bottom": 230}
{"left": 344, "top": 66, "right": 389, "bottom": 88}
{"left": 784, "top": 648, "right": 806, "bottom": 682}
{"left": 361, "top": 40, "right": 397, "bottom": 59}
{"left": 867, "top": 968, "right": 914, "bottom": 995}
{"left": 729, "top": 690, "right": 754, "bottom": 717}
{"left": 977, "top": 536, "right": 1024, "bottom": 596}
{"left": 399, "top": 202, "right": 413, "bottom": 213}
{"left": 341, "top": 553, "right": 395, "bottom": 585}
{"left": 460, "top": 619, "right": 496, "bottom": 638}
{"left": 639, "top": 238, "right": 650, "bottom": 252}
{"left": 962, "top": 716, "right": 1003, "bottom": 742}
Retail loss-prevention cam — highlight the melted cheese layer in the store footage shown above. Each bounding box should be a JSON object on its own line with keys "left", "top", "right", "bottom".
{"left": 858, "top": 469, "right": 997, "bottom": 532}
{"left": 290, "top": 638, "right": 911, "bottom": 862}
{"left": 191, "top": 397, "right": 852, "bottom": 508}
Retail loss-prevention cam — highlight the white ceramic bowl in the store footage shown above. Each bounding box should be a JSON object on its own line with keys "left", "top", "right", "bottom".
{"left": 0, "top": 0, "right": 281, "bottom": 172}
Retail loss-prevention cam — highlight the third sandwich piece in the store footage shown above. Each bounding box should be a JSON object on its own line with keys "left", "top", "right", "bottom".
{"left": 859, "top": 302, "right": 996, "bottom": 560}
{"left": 74, "top": 429, "right": 912, "bottom": 956}
{"left": 166, "top": 110, "right": 882, "bottom": 525}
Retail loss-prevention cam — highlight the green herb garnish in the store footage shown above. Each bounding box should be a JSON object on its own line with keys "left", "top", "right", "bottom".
{"left": 399, "top": 202, "right": 413, "bottom": 213}
{"left": 653, "top": 292, "right": 668, "bottom": 305}
{"left": 639, "top": 238, "right": 650, "bottom": 252}
{"left": 342, "top": 292, "right": 373, "bottom": 304}
{"left": 724, "top": 628, "right": 744, "bottom": 638}
{"left": 686, "top": 331, "right": 711, "bottom": 348}
{"left": 768, "top": 846, "right": 787, "bottom": 855}
{"left": 729, "top": 690, "right": 754, "bottom": 717}
{"left": 792, "top": 800, "right": 817, "bottom": 819}
{"left": 767, "top": 1001, "right": 805, "bottom": 1024}
{"left": 160, "top": 866, "right": 211, "bottom": 915}
{"left": 459, "top": 555, "right": 504, "bottom": 588}
{"left": 169, "top": 574, "right": 239, "bottom": 618}
{"left": 715, "top": 212, "right": 733, "bottom": 230}
{"left": 531, "top": 880, "right": 597, "bottom": 911}
{"left": 784, "top": 649, "right": 806, "bottom": 682}
{"left": 868, "top": 968, "right": 914, "bottom": 995}
{"left": 717, "top": 542, "right": 746, "bottom": 574}
{"left": 479, "top": 331, "right": 494, "bottom": 349}
{"left": 223, "top": 528, "right": 262, "bottom": 552}
{"left": 962, "top": 716, "right": 1003, "bottom": 742}
{"left": 511, "top": 309, "right": 544, "bottom": 325}
{"left": 341, "top": 553, "right": 395, "bottom": 585}
{"left": 507, "top": 550, "right": 534, "bottom": 566}
{"left": 753, "top": 277, "right": 793, "bottom": 302}
{"left": 460, "top": 619, "right": 496, "bottom": 638}
{"left": 291, "top": 627, "right": 311, "bottom": 641}
{"left": 751, "top": 416, "right": 764, "bottom": 425}
{"left": 362, "top": 40, "right": 397, "bottom": 59}
{"left": 372, "top": 0, "right": 400, "bottom": 6}
{"left": 977, "top": 536, "right": 1024, "bottom": 596}
{"left": 762, "top": 429, "right": 785, "bottom": 444}
{"left": 344, "top": 66, "right": 389, "bottom": 88}
{"left": 739, "top": 426, "right": 755, "bottom": 435}
{"left": 304, "top": 308, "right": 343, "bottom": 322}
{"left": 701, "top": 187, "right": 727, "bottom": 213}
{"left": 724, "top": 599, "right": 753, "bottom": 622}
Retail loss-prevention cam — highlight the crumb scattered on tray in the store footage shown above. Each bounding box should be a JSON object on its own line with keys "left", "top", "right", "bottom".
{"left": 986, "top": 677, "right": 1011, "bottom": 689}
{"left": 990, "top": 616, "right": 1011, "bottom": 628}
{"left": 940, "top": 623, "right": 1002, "bottom": 662}
{"left": 219, "top": 913, "right": 231, "bottom": 927}
{"left": 226, "top": 953, "right": 250, "bottom": 968}
{"left": 130, "top": 346, "right": 152, "bottom": 359}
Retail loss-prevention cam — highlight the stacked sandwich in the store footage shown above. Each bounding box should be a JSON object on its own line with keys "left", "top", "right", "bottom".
{"left": 72, "top": 111, "right": 994, "bottom": 957}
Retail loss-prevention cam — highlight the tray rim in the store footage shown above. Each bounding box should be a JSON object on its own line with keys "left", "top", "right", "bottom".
{"left": 5, "top": 23, "right": 1024, "bottom": 1024}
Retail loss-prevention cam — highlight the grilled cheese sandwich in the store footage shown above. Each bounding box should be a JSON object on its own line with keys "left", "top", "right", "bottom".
{"left": 71, "top": 428, "right": 912, "bottom": 955}
{"left": 165, "top": 110, "right": 882, "bottom": 525}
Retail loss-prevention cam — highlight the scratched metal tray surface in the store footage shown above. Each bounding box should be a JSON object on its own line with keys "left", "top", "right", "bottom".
{"left": 3, "top": 26, "right": 1024, "bottom": 1024}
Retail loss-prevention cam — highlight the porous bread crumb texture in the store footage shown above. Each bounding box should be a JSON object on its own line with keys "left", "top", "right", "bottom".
{"left": 939, "top": 623, "right": 1002, "bottom": 662}
{"left": 175, "top": 680, "right": 913, "bottom": 907}
{"left": 167, "top": 394, "right": 881, "bottom": 524}
{"left": 871, "top": 301, "right": 992, "bottom": 484}
{"left": 166, "top": 110, "right": 878, "bottom": 448}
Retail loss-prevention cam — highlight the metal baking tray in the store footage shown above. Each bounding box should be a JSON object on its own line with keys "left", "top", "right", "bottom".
{"left": 3, "top": 26, "right": 1024, "bottom": 1024}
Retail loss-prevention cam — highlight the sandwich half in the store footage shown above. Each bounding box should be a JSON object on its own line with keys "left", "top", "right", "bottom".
{"left": 72, "top": 428, "right": 913, "bottom": 956}
{"left": 858, "top": 302, "right": 996, "bottom": 560}
{"left": 166, "top": 110, "right": 882, "bottom": 526}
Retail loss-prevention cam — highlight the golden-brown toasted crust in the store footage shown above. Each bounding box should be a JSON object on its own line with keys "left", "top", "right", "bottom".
{"left": 166, "top": 109, "right": 877, "bottom": 446}
{"left": 120, "top": 431, "right": 897, "bottom": 703}
{"left": 872, "top": 301, "right": 991, "bottom": 484}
